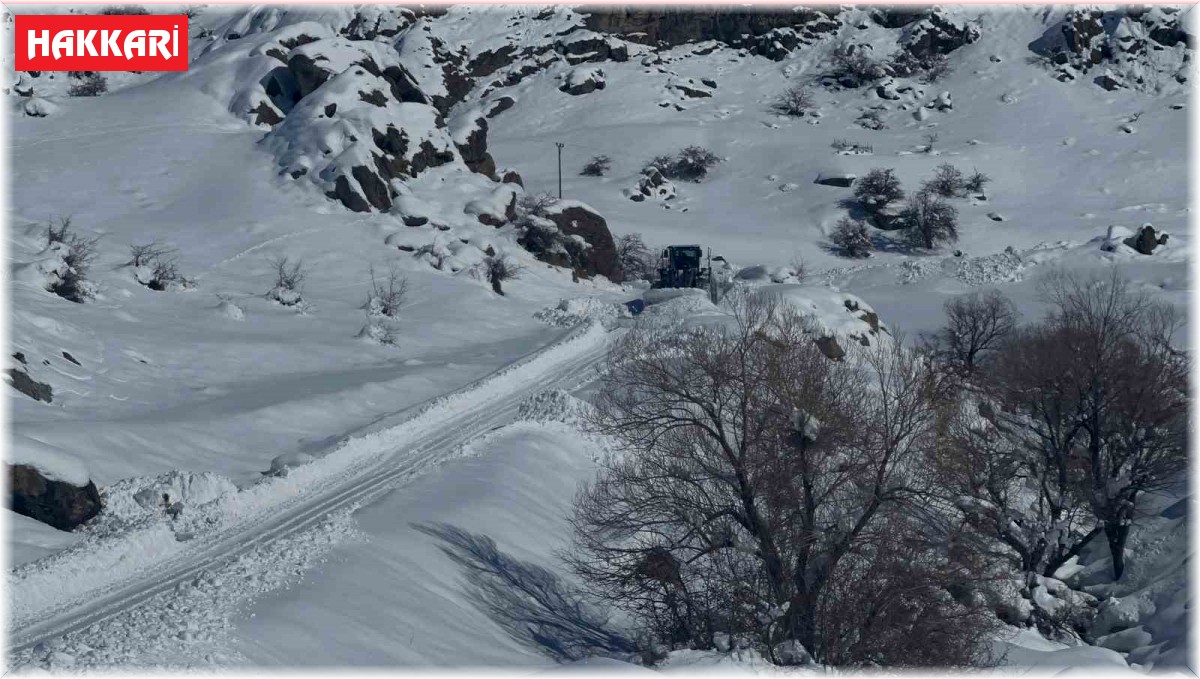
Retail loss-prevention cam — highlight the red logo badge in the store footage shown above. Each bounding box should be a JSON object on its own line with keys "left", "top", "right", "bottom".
{"left": 14, "top": 14, "right": 188, "bottom": 72}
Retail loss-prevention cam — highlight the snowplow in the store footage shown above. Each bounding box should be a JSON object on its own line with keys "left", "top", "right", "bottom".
{"left": 653, "top": 245, "right": 711, "bottom": 290}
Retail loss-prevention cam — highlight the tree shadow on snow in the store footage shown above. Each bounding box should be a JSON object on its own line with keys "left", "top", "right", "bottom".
{"left": 412, "top": 522, "right": 639, "bottom": 663}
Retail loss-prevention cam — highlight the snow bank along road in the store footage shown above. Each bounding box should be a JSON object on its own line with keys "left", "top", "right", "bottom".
{"left": 9, "top": 321, "right": 615, "bottom": 656}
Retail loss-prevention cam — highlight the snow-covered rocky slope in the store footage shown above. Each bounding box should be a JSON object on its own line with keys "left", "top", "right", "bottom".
{"left": 4, "top": 3, "right": 1191, "bottom": 672}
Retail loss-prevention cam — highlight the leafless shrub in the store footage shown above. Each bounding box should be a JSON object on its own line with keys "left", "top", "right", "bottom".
{"left": 827, "top": 44, "right": 887, "bottom": 87}
{"left": 45, "top": 218, "right": 100, "bottom": 303}
{"left": 517, "top": 192, "right": 557, "bottom": 218}
{"left": 923, "top": 132, "right": 940, "bottom": 154}
{"left": 643, "top": 147, "right": 721, "bottom": 182}
{"left": 771, "top": 85, "right": 815, "bottom": 116}
{"left": 482, "top": 254, "right": 524, "bottom": 295}
{"left": 366, "top": 264, "right": 408, "bottom": 317}
{"left": 965, "top": 169, "right": 991, "bottom": 194}
{"left": 127, "top": 240, "right": 172, "bottom": 267}
{"left": 266, "top": 255, "right": 306, "bottom": 306}
{"left": 923, "top": 164, "right": 966, "bottom": 198}
{"left": 580, "top": 155, "right": 612, "bottom": 177}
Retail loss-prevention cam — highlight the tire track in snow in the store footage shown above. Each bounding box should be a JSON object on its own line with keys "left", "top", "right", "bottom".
{"left": 9, "top": 321, "right": 615, "bottom": 662}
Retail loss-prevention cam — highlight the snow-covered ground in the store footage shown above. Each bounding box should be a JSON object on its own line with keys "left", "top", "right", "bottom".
{"left": 3, "top": 3, "right": 1190, "bottom": 673}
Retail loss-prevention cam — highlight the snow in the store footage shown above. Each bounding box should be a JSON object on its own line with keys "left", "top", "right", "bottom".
{"left": 2, "top": 3, "right": 1190, "bottom": 672}
{"left": 9, "top": 435, "right": 92, "bottom": 487}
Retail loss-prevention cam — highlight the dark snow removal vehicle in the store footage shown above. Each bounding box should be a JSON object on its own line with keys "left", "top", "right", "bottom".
{"left": 654, "top": 245, "right": 711, "bottom": 290}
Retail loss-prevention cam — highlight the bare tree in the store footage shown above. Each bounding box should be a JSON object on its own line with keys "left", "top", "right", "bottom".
{"left": 928, "top": 290, "right": 1018, "bottom": 375}
{"left": 937, "top": 271, "right": 1188, "bottom": 583}
{"left": 852, "top": 168, "right": 904, "bottom": 215}
{"left": 923, "top": 164, "right": 967, "bottom": 198}
{"left": 771, "top": 85, "right": 815, "bottom": 117}
{"left": 1036, "top": 270, "right": 1188, "bottom": 579}
{"left": 901, "top": 190, "right": 959, "bottom": 249}
{"left": 569, "top": 294, "right": 994, "bottom": 666}
{"left": 615, "top": 233, "right": 653, "bottom": 282}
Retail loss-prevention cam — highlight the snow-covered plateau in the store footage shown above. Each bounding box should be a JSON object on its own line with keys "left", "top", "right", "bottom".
{"left": 2, "top": 3, "right": 1191, "bottom": 673}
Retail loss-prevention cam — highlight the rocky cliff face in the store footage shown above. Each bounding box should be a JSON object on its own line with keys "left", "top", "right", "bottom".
{"left": 1030, "top": 6, "right": 1191, "bottom": 92}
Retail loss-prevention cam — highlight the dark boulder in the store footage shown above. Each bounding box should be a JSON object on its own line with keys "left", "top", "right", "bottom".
{"left": 485, "top": 96, "right": 516, "bottom": 118}
{"left": 250, "top": 100, "right": 284, "bottom": 126}
{"left": 455, "top": 116, "right": 498, "bottom": 177}
{"left": 814, "top": 336, "right": 846, "bottom": 361}
{"left": 1095, "top": 73, "right": 1124, "bottom": 90}
{"left": 9, "top": 464, "right": 101, "bottom": 531}
{"left": 500, "top": 169, "right": 524, "bottom": 187}
{"left": 286, "top": 53, "right": 333, "bottom": 99}
{"left": 326, "top": 174, "right": 372, "bottom": 213}
{"left": 7, "top": 368, "right": 52, "bottom": 403}
{"left": 1124, "top": 224, "right": 1169, "bottom": 255}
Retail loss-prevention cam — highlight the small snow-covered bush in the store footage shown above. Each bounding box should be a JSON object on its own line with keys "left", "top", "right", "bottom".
{"left": 853, "top": 168, "right": 905, "bottom": 213}
{"left": 147, "top": 255, "right": 187, "bottom": 291}
{"left": 365, "top": 264, "right": 408, "bottom": 317}
{"left": 44, "top": 217, "right": 100, "bottom": 303}
{"left": 266, "top": 255, "right": 306, "bottom": 306}
{"left": 68, "top": 73, "right": 108, "bottom": 97}
{"left": 643, "top": 154, "right": 676, "bottom": 175}
{"left": 831, "top": 217, "right": 872, "bottom": 258}
{"left": 924, "top": 164, "right": 966, "bottom": 198}
{"left": 673, "top": 146, "right": 721, "bottom": 181}
{"left": 580, "top": 155, "right": 611, "bottom": 177}
{"left": 827, "top": 44, "right": 887, "bottom": 87}
{"left": 517, "top": 192, "right": 557, "bottom": 217}
{"left": 965, "top": 169, "right": 991, "bottom": 194}
{"left": 889, "top": 51, "right": 951, "bottom": 83}
{"left": 772, "top": 85, "right": 815, "bottom": 116}
{"left": 128, "top": 242, "right": 190, "bottom": 291}
{"left": 643, "top": 147, "right": 721, "bottom": 183}
{"left": 358, "top": 316, "right": 399, "bottom": 346}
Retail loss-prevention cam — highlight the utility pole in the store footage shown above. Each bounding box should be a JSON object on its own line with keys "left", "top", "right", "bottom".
{"left": 556, "top": 142, "right": 565, "bottom": 199}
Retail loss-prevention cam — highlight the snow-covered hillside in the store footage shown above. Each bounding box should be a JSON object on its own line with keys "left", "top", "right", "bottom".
{"left": 3, "top": 3, "right": 1190, "bottom": 672}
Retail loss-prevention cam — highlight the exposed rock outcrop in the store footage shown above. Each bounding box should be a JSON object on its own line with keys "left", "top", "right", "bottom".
{"left": 9, "top": 464, "right": 101, "bottom": 531}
